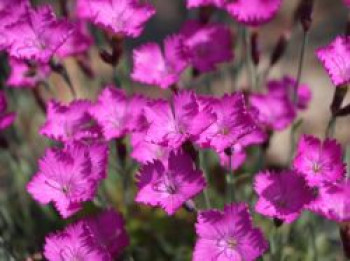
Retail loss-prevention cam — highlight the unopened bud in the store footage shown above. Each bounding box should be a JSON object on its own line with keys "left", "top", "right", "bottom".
{"left": 251, "top": 31, "right": 260, "bottom": 66}
{"left": 294, "top": 0, "right": 314, "bottom": 32}
{"left": 270, "top": 31, "right": 291, "bottom": 66}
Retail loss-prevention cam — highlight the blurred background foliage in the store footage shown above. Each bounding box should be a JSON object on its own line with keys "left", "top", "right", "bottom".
{"left": 0, "top": 0, "right": 349, "bottom": 260}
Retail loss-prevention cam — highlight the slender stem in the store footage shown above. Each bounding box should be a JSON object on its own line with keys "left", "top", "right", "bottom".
{"left": 308, "top": 222, "right": 318, "bottom": 261}
{"left": 225, "top": 151, "right": 235, "bottom": 203}
{"left": 199, "top": 151, "right": 211, "bottom": 209}
{"left": 325, "top": 116, "right": 336, "bottom": 138}
{"left": 244, "top": 29, "right": 258, "bottom": 91}
{"left": 293, "top": 30, "right": 309, "bottom": 104}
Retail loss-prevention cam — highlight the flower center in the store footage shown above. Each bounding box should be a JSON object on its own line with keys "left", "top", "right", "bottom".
{"left": 220, "top": 126, "right": 230, "bottom": 136}
{"left": 312, "top": 162, "right": 321, "bottom": 173}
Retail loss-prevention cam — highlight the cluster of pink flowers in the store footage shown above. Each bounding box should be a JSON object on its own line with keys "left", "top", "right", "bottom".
{"left": 2, "top": 0, "right": 350, "bottom": 259}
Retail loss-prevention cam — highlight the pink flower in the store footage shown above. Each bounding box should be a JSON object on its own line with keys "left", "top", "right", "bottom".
{"left": 6, "top": 57, "right": 51, "bottom": 88}
{"left": 250, "top": 92, "right": 296, "bottom": 131}
{"left": 193, "top": 203, "right": 268, "bottom": 261}
{"left": 267, "top": 76, "right": 312, "bottom": 111}
{"left": 186, "top": 0, "right": 224, "bottom": 8}
{"left": 144, "top": 90, "right": 215, "bottom": 148}
{"left": 40, "top": 99, "right": 102, "bottom": 143}
{"left": 308, "top": 180, "right": 350, "bottom": 222}
{"left": 197, "top": 93, "right": 262, "bottom": 152}
{"left": 5, "top": 4, "right": 74, "bottom": 63}
{"left": 180, "top": 20, "right": 233, "bottom": 72}
{"left": 293, "top": 135, "right": 345, "bottom": 187}
{"left": 76, "top": 0, "right": 155, "bottom": 38}
{"left": 343, "top": 0, "right": 350, "bottom": 7}
{"left": 135, "top": 151, "right": 206, "bottom": 215}
{"left": 225, "top": 0, "right": 282, "bottom": 26}
{"left": 130, "top": 132, "right": 170, "bottom": 164}
{"left": 316, "top": 36, "right": 350, "bottom": 86}
{"left": 254, "top": 170, "right": 315, "bottom": 223}
{"left": 44, "top": 221, "right": 104, "bottom": 261}
{"left": 44, "top": 210, "right": 129, "bottom": 260}
{"left": 0, "top": 91, "right": 16, "bottom": 130}
{"left": 56, "top": 21, "right": 92, "bottom": 58}
{"left": 0, "top": 0, "right": 29, "bottom": 50}
{"left": 90, "top": 86, "right": 128, "bottom": 140}
{"left": 131, "top": 35, "right": 188, "bottom": 89}
{"left": 27, "top": 143, "right": 105, "bottom": 218}
{"left": 85, "top": 210, "right": 129, "bottom": 258}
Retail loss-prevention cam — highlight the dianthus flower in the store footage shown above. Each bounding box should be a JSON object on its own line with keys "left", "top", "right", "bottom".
{"left": 5, "top": 4, "right": 74, "bottom": 63}
{"left": 44, "top": 210, "right": 129, "bottom": 260}
{"left": 197, "top": 93, "right": 262, "bottom": 152}
{"left": 308, "top": 180, "right": 350, "bottom": 222}
{"left": 131, "top": 35, "right": 188, "bottom": 89}
{"left": 76, "top": 0, "right": 155, "bottom": 38}
{"left": 225, "top": 0, "right": 282, "bottom": 26}
{"left": 293, "top": 135, "right": 345, "bottom": 187}
{"left": 135, "top": 151, "right": 206, "bottom": 215}
{"left": 254, "top": 170, "right": 315, "bottom": 223}
{"left": 6, "top": 57, "right": 51, "bottom": 88}
{"left": 316, "top": 36, "right": 350, "bottom": 86}
{"left": 40, "top": 99, "right": 102, "bottom": 143}
{"left": 144, "top": 90, "right": 215, "bottom": 148}
{"left": 180, "top": 20, "right": 233, "bottom": 72}
{"left": 193, "top": 203, "right": 268, "bottom": 261}
{"left": 0, "top": 91, "right": 16, "bottom": 130}
{"left": 27, "top": 143, "right": 107, "bottom": 218}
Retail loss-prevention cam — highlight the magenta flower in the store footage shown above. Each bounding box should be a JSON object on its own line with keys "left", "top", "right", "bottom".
{"left": 44, "top": 210, "right": 129, "bottom": 260}
{"left": 316, "top": 36, "right": 350, "bottom": 86}
{"left": 0, "top": 91, "right": 16, "bottom": 130}
{"left": 44, "top": 221, "right": 104, "bottom": 261}
{"left": 0, "top": 0, "right": 29, "bottom": 50}
{"left": 144, "top": 90, "right": 215, "bottom": 148}
{"left": 40, "top": 99, "right": 102, "bottom": 143}
{"left": 254, "top": 170, "right": 315, "bottom": 223}
{"left": 56, "top": 21, "right": 92, "bottom": 58}
{"left": 131, "top": 35, "right": 188, "bottom": 89}
{"left": 130, "top": 132, "right": 170, "bottom": 165}
{"left": 90, "top": 86, "right": 128, "bottom": 141}
{"left": 197, "top": 93, "right": 262, "bottom": 152}
{"left": 308, "top": 180, "right": 350, "bottom": 222}
{"left": 135, "top": 151, "right": 206, "bottom": 215}
{"left": 267, "top": 76, "right": 312, "bottom": 111}
{"left": 250, "top": 92, "right": 296, "bottom": 131}
{"left": 180, "top": 20, "right": 233, "bottom": 72}
{"left": 5, "top": 4, "right": 74, "bottom": 63}
{"left": 6, "top": 57, "right": 51, "bottom": 88}
{"left": 186, "top": 0, "right": 224, "bottom": 8}
{"left": 293, "top": 135, "right": 345, "bottom": 187}
{"left": 193, "top": 203, "right": 268, "bottom": 261}
{"left": 76, "top": 0, "right": 155, "bottom": 38}
{"left": 343, "top": 0, "right": 350, "bottom": 7}
{"left": 225, "top": 0, "right": 282, "bottom": 26}
{"left": 27, "top": 143, "right": 105, "bottom": 218}
{"left": 85, "top": 210, "right": 129, "bottom": 258}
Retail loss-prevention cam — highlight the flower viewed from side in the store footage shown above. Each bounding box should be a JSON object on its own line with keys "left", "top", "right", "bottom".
{"left": 293, "top": 135, "right": 345, "bottom": 187}
{"left": 180, "top": 20, "right": 233, "bottom": 72}
{"left": 40, "top": 99, "right": 102, "bottom": 143}
{"left": 225, "top": 0, "right": 282, "bottom": 26}
{"left": 5, "top": 4, "right": 74, "bottom": 63}
{"left": 131, "top": 35, "right": 188, "bottom": 89}
{"left": 250, "top": 92, "right": 296, "bottom": 131}
{"left": 0, "top": 91, "right": 16, "bottom": 130}
{"left": 308, "top": 180, "right": 350, "bottom": 222}
{"left": 144, "top": 90, "right": 215, "bottom": 148}
{"left": 254, "top": 170, "right": 315, "bottom": 223}
{"left": 198, "top": 93, "right": 262, "bottom": 152}
{"left": 6, "top": 57, "right": 51, "bottom": 88}
{"left": 27, "top": 143, "right": 105, "bottom": 218}
{"left": 76, "top": 0, "right": 155, "bottom": 38}
{"left": 135, "top": 151, "right": 206, "bottom": 215}
{"left": 186, "top": 0, "right": 224, "bottom": 8}
{"left": 316, "top": 36, "right": 350, "bottom": 86}
{"left": 44, "top": 210, "right": 129, "bottom": 260}
{"left": 193, "top": 203, "right": 268, "bottom": 261}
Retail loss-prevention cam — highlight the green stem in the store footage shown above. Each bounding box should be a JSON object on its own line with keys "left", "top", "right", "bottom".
{"left": 325, "top": 116, "right": 336, "bottom": 138}
{"left": 225, "top": 152, "right": 235, "bottom": 203}
{"left": 199, "top": 151, "right": 211, "bottom": 209}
